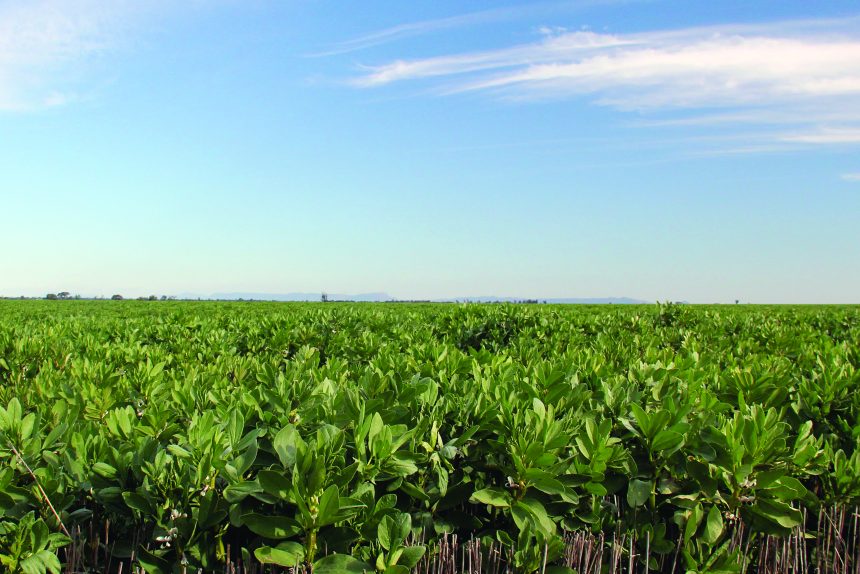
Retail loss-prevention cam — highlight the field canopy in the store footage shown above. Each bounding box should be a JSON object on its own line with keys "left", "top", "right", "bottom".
{"left": 1, "top": 301, "right": 859, "bottom": 573}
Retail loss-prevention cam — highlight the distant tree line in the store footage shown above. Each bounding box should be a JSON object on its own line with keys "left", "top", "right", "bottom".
{"left": 45, "top": 292, "right": 79, "bottom": 300}
{"left": 45, "top": 293, "right": 176, "bottom": 301}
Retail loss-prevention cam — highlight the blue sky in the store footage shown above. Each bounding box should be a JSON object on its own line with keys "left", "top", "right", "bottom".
{"left": 1, "top": 0, "right": 858, "bottom": 303}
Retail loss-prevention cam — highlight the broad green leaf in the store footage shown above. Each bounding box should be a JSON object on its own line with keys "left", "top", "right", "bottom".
{"left": 258, "top": 470, "right": 292, "bottom": 501}
{"left": 242, "top": 513, "right": 302, "bottom": 539}
{"left": 166, "top": 444, "right": 191, "bottom": 459}
{"left": 379, "top": 512, "right": 411, "bottom": 550}
{"left": 626, "top": 479, "right": 651, "bottom": 508}
{"left": 753, "top": 498, "right": 803, "bottom": 529}
{"left": 92, "top": 462, "right": 118, "bottom": 480}
{"left": 397, "top": 546, "right": 426, "bottom": 568}
{"left": 651, "top": 429, "right": 684, "bottom": 453}
{"left": 122, "top": 492, "right": 151, "bottom": 514}
{"left": 224, "top": 479, "right": 262, "bottom": 503}
{"left": 136, "top": 547, "right": 169, "bottom": 574}
{"left": 274, "top": 425, "right": 303, "bottom": 469}
{"left": 317, "top": 484, "right": 340, "bottom": 527}
{"left": 470, "top": 487, "right": 512, "bottom": 508}
{"left": 685, "top": 504, "right": 704, "bottom": 543}
{"left": 701, "top": 505, "right": 724, "bottom": 545}
{"left": 314, "top": 554, "right": 373, "bottom": 574}
{"left": 255, "top": 542, "right": 305, "bottom": 567}
{"left": 515, "top": 498, "right": 555, "bottom": 537}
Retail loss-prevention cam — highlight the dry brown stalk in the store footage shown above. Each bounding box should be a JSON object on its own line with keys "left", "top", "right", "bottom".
{"left": 6, "top": 438, "right": 71, "bottom": 538}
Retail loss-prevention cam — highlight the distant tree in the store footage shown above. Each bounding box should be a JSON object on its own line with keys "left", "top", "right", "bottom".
{"left": 321, "top": 293, "right": 329, "bottom": 303}
{"left": 111, "top": 294, "right": 123, "bottom": 301}
{"left": 148, "top": 295, "right": 158, "bottom": 301}
{"left": 46, "top": 293, "right": 58, "bottom": 300}
{"left": 58, "top": 291, "right": 70, "bottom": 299}
{"left": 160, "top": 295, "right": 167, "bottom": 301}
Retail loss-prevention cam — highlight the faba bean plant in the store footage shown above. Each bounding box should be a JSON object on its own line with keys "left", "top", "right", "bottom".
{"left": 0, "top": 301, "right": 858, "bottom": 573}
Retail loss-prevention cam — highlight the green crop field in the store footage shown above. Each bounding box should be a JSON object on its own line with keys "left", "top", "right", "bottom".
{"left": 1, "top": 300, "right": 859, "bottom": 574}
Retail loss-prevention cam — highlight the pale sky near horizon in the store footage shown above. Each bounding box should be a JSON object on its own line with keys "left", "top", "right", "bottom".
{"left": 1, "top": 0, "right": 859, "bottom": 303}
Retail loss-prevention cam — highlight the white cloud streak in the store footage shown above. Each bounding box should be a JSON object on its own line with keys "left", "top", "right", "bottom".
{"left": 352, "top": 17, "right": 860, "bottom": 146}
{"left": 310, "top": 7, "right": 522, "bottom": 57}
{"left": 0, "top": 0, "right": 209, "bottom": 111}
{"left": 842, "top": 173, "right": 860, "bottom": 181}
{"left": 0, "top": 0, "right": 128, "bottom": 110}
{"left": 312, "top": 0, "right": 641, "bottom": 57}
{"left": 781, "top": 128, "right": 860, "bottom": 144}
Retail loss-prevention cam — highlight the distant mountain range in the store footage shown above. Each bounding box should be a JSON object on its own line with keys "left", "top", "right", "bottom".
{"left": 217, "top": 292, "right": 392, "bottom": 302}
{"left": 179, "top": 292, "right": 647, "bottom": 304}
{"left": 448, "top": 296, "right": 647, "bottom": 304}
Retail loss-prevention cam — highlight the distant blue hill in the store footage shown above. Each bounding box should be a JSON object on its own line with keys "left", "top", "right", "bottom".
{"left": 179, "top": 292, "right": 645, "bottom": 304}
{"left": 438, "top": 296, "right": 647, "bottom": 304}
{"left": 203, "top": 292, "right": 395, "bottom": 302}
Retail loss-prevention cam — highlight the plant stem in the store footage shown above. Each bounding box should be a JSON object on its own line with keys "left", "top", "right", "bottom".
{"left": 6, "top": 438, "right": 71, "bottom": 538}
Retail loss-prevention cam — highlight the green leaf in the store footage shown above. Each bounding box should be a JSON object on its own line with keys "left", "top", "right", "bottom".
{"left": 22, "top": 551, "right": 62, "bottom": 574}
{"left": 532, "top": 398, "right": 547, "bottom": 419}
{"left": 317, "top": 484, "right": 341, "bottom": 527}
{"left": 224, "top": 479, "right": 262, "bottom": 503}
{"left": 136, "top": 547, "right": 169, "bottom": 574}
{"left": 258, "top": 470, "right": 292, "bottom": 501}
{"left": 399, "top": 481, "right": 429, "bottom": 502}
{"left": 92, "top": 462, "right": 118, "bottom": 480}
{"left": 762, "top": 476, "right": 807, "bottom": 501}
{"left": 630, "top": 404, "right": 653, "bottom": 439}
{"left": 753, "top": 498, "right": 803, "bottom": 529}
{"left": 651, "top": 430, "right": 684, "bottom": 454}
{"left": 242, "top": 513, "right": 302, "bottom": 539}
{"left": 166, "top": 444, "right": 192, "bottom": 459}
{"left": 701, "top": 505, "right": 724, "bottom": 545}
{"left": 386, "top": 452, "right": 419, "bottom": 476}
{"left": 379, "top": 512, "right": 411, "bottom": 551}
{"left": 685, "top": 504, "right": 704, "bottom": 543}
{"left": 20, "top": 413, "right": 35, "bottom": 441}
{"left": 274, "top": 425, "right": 303, "bottom": 469}
{"left": 529, "top": 476, "right": 567, "bottom": 497}
{"left": 379, "top": 515, "right": 395, "bottom": 551}
{"left": 470, "top": 487, "right": 512, "bottom": 508}
{"left": 122, "top": 492, "right": 151, "bottom": 514}
{"left": 626, "top": 479, "right": 651, "bottom": 508}
{"left": 313, "top": 554, "right": 373, "bottom": 574}
{"left": 515, "top": 498, "right": 555, "bottom": 537}
{"left": 255, "top": 542, "right": 305, "bottom": 567}
{"left": 397, "top": 546, "right": 426, "bottom": 568}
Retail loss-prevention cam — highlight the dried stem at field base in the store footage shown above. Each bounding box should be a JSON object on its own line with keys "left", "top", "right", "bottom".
{"left": 6, "top": 438, "right": 71, "bottom": 538}
{"left": 37, "top": 503, "right": 860, "bottom": 574}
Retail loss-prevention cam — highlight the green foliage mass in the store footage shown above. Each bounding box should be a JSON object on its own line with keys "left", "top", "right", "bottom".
{"left": 0, "top": 300, "right": 858, "bottom": 573}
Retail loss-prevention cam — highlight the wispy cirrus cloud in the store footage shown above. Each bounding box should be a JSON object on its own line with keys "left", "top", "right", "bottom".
{"left": 842, "top": 173, "right": 860, "bottom": 181}
{"left": 311, "top": 0, "right": 642, "bottom": 57}
{"left": 351, "top": 16, "right": 860, "bottom": 148}
{"left": 354, "top": 30, "right": 637, "bottom": 87}
{"left": 309, "top": 7, "right": 521, "bottom": 57}
{"left": 0, "top": 0, "right": 211, "bottom": 112}
{"left": 0, "top": 0, "right": 114, "bottom": 110}
{"left": 355, "top": 18, "right": 860, "bottom": 105}
{"left": 781, "top": 128, "right": 860, "bottom": 144}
